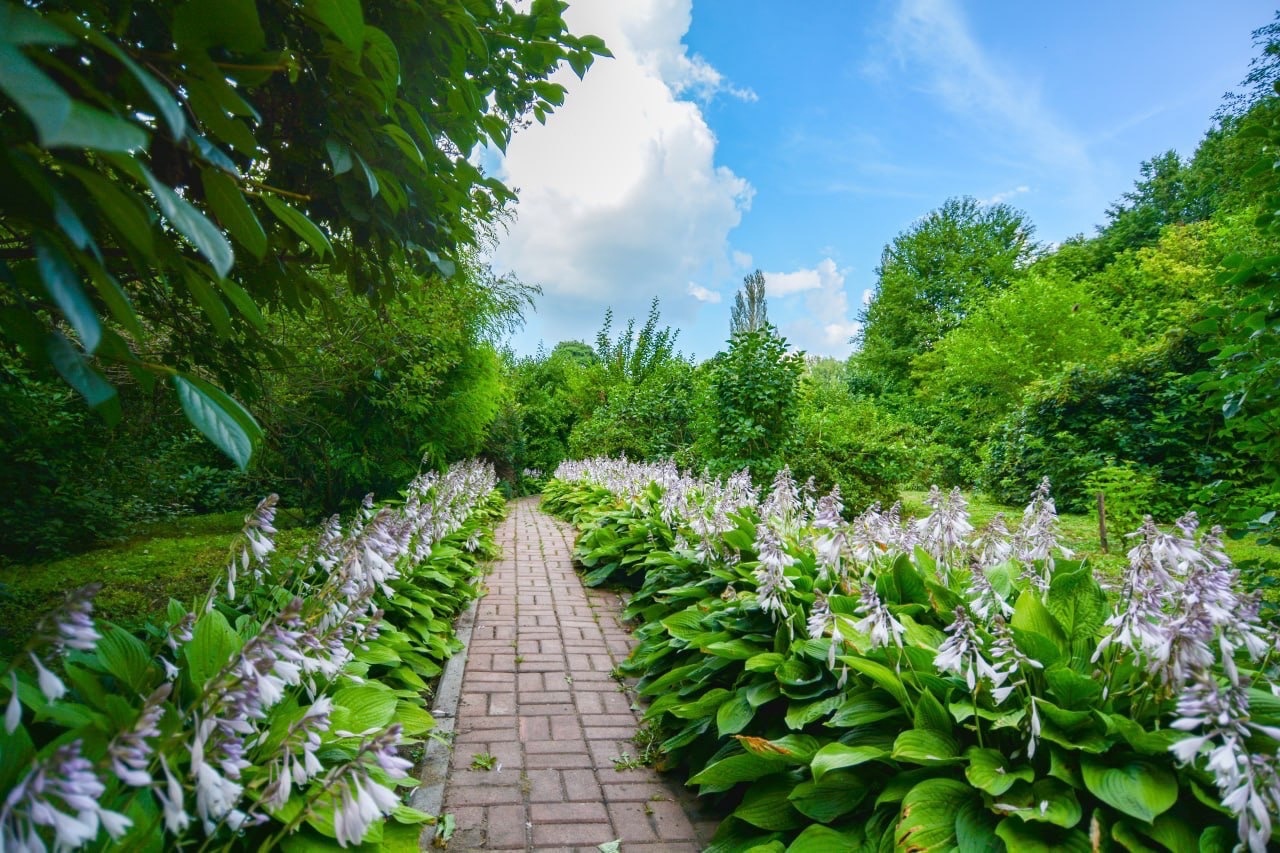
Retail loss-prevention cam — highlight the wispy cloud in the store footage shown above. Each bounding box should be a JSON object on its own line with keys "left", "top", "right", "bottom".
{"left": 688, "top": 282, "right": 722, "bottom": 303}
{"left": 883, "top": 0, "right": 1092, "bottom": 177}
{"left": 766, "top": 258, "right": 860, "bottom": 356}
{"left": 979, "top": 184, "right": 1030, "bottom": 205}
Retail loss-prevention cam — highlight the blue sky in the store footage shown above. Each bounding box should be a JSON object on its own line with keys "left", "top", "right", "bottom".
{"left": 491, "top": 0, "right": 1273, "bottom": 361}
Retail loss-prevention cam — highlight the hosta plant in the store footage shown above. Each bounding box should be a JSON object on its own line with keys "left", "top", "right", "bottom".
{"left": 550, "top": 458, "right": 1280, "bottom": 853}
{"left": 1, "top": 460, "right": 502, "bottom": 851}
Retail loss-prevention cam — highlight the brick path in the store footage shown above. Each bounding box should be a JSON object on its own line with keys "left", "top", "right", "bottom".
{"left": 440, "top": 497, "right": 715, "bottom": 852}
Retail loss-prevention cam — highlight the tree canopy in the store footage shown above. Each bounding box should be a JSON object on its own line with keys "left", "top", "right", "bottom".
{"left": 0, "top": 0, "right": 608, "bottom": 466}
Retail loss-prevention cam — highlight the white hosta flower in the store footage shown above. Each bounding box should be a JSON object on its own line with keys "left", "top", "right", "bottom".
{"left": 852, "top": 581, "right": 905, "bottom": 650}
{"left": 30, "top": 653, "right": 66, "bottom": 703}
{"left": 6, "top": 672, "right": 20, "bottom": 734}
{"left": 0, "top": 741, "right": 131, "bottom": 851}
{"left": 933, "top": 607, "right": 1002, "bottom": 692}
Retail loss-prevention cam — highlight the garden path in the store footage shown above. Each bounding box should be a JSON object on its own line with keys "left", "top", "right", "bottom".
{"left": 436, "top": 497, "right": 716, "bottom": 852}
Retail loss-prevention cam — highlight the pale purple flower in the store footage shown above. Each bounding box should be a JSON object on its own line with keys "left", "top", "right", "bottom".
{"left": 753, "top": 524, "right": 795, "bottom": 619}
{"left": 5, "top": 672, "right": 19, "bottom": 734}
{"left": 0, "top": 741, "right": 131, "bottom": 850}
{"left": 852, "top": 580, "right": 905, "bottom": 650}
{"left": 966, "top": 563, "right": 1013, "bottom": 622}
{"left": 108, "top": 684, "right": 170, "bottom": 787}
{"left": 915, "top": 487, "right": 973, "bottom": 577}
{"left": 934, "top": 606, "right": 1000, "bottom": 692}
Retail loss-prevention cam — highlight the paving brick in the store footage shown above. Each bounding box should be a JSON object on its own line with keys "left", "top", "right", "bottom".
{"left": 437, "top": 498, "right": 711, "bottom": 849}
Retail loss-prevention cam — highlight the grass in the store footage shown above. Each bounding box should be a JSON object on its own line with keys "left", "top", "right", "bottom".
{"left": 0, "top": 508, "right": 312, "bottom": 656}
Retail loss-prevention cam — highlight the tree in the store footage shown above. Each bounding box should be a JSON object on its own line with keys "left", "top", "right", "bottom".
{"left": 703, "top": 326, "right": 803, "bottom": 478}
{"left": 731, "top": 269, "right": 769, "bottom": 335}
{"left": 853, "top": 197, "right": 1037, "bottom": 392}
{"left": 0, "top": 0, "right": 608, "bottom": 467}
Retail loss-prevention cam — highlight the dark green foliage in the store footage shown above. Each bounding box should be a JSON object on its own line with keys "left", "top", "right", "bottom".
{"left": 981, "top": 337, "right": 1229, "bottom": 513}
{"left": 255, "top": 264, "right": 523, "bottom": 511}
{"left": 567, "top": 359, "right": 701, "bottom": 463}
{"left": 784, "top": 361, "right": 915, "bottom": 509}
{"left": 703, "top": 326, "right": 803, "bottom": 479}
{"left": 0, "top": 0, "right": 606, "bottom": 465}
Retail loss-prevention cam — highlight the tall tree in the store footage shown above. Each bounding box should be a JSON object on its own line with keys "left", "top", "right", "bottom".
{"left": 853, "top": 197, "right": 1036, "bottom": 392}
{"left": 731, "top": 269, "right": 769, "bottom": 335}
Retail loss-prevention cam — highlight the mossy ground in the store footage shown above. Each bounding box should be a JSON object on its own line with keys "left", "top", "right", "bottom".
{"left": 0, "top": 508, "right": 312, "bottom": 656}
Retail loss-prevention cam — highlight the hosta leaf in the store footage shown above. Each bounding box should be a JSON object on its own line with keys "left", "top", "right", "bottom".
{"left": 809, "top": 742, "right": 887, "bottom": 780}
{"left": 785, "top": 824, "right": 870, "bottom": 853}
{"left": 994, "top": 818, "right": 1092, "bottom": 853}
{"left": 331, "top": 685, "right": 397, "bottom": 735}
{"left": 913, "top": 688, "right": 951, "bottom": 734}
{"left": 954, "top": 798, "right": 1002, "bottom": 852}
{"left": 745, "top": 652, "right": 784, "bottom": 673}
{"left": 891, "top": 729, "right": 960, "bottom": 765}
{"left": 731, "top": 775, "right": 805, "bottom": 831}
{"left": 784, "top": 695, "right": 840, "bottom": 730}
{"left": 838, "top": 656, "right": 908, "bottom": 705}
{"left": 734, "top": 733, "right": 821, "bottom": 764}
{"left": 1046, "top": 565, "right": 1107, "bottom": 644}
{"left": 829, "top": 692, "right": 904, "bottom": 727}
{"left": 689, "top": 751, "right": 786, "bottom": 790}
{"left": 1080, "top": 756, "right": 1178, "bottom": 823}
{"left": 705, "top": 639, "right": 765, "bottom": 660}
{"left": 1011, "top": 590, "right": 1068, "bottom": 655}
{"left": 787, "top": 771, "right": 867, "bottom": 822}
{"left": 186, "top": 610, "right": 242, "bottom": 688}
{"left": 965, "top": 746, "right": 1034, "bottom": 795}
{"left": 895, "top": 777, "right": 972, "bottom": 852}
{"left": 716, "top": 693, "right": 754, "bottom": 737}
{"left": 95, "top": 623, "right": 153, "bottom": 692}
{"left": 1000, "top": 777, "right": 1082, "bottom": 828}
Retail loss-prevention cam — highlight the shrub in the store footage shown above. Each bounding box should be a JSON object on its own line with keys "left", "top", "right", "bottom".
{"left": 0, "top": 461, "right": 502, "bottom": 850}
{"left": 550, "top": 459, "right": 1280, "bottom": 852}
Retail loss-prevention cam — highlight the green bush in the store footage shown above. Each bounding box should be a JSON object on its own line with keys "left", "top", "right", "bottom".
{"left": 550, "top": 459, "right": 1280, "bottom": 853}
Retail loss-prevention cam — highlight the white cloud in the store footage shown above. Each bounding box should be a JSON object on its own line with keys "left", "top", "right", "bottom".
{"left": 731, "top": 250, "right": 754, "bottom": 269}
{"left": 768, "top": 258, "right": 861, "bottom": 357}
{"left": 489, "top": 0, "right": 753, "bottom": 344}
{"left": 883, "top": 0, "right": 1091, "bottom": 176}
{"left": 688, "top": 282, "right": 721, "bottom": 303}
{"left": 763, "top": 268, "right": 822, "bottom": 296}
{"left": 979, "top": 184, "right": 1030, "bottom": 205}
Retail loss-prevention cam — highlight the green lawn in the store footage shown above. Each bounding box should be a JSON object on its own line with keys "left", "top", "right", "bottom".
{"left": 0, "top": 508, "right": 312, "bottom": 656}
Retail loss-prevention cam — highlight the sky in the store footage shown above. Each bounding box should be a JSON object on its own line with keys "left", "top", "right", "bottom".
{"left": 488, "top": 0, "right": 1274, "bottom": 361}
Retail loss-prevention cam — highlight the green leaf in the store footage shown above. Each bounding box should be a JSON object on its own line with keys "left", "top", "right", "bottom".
{"left": 829, "top": 692, "right": 904, "bottom": 727}
{"left": 716, "top": 693, "right": 754, "bottom": 737}
{"left": 0, "top": 4, "right": 74, "bottom": 45}
{"left": 688, "top": 751, "right": 786, "bottom": 790}
{"left": 172, "top": 373, "right": 262, "bottom": 470}
{"left": 787, "top": 772, "right": 867, "bottom": 822}
{"left": 784, "top": 695, "right": 840, "bottom": 730}
{"left": 144, "top": 171, "right": 234, "bottom": 277}
{"left": 305, "top": 0, "right": 365, "bottom": 55}
{"left": 785, "top": 824, "right": 869, "bottom": 853}
{"left": 1011, "top": 589, "right": 1068, "bottom": 652}
{"left": 892, "top": 729, "right": 960, "bottom": 765}
{"left": 96, "top": 623, "right": 153, "bottom": 692}
{"left": 734, "top": 733, "right": 821, "bottom": 764}
{"left": 173, "top": 0, "right": 266, "bottom": 52}
{"left": 954, "top": 798, "right": 1003, "bottom": 852}
{"left": 331, "top": 684, "right": 398, "bottom": 734}
{"left": 1044, "top": 667, "right": 1102, "bottom": 710}
{"left": 745, "top": 652, "right": 784, "bottom": 673}
{"left": 0, "top": 44, "right": 147, "bottom": 151}
{"left": 705, "top": 639, "right": 765, "bottom": 660}
{"left": 913, "top": 688, "right": 951, "bottom": 734}
{"left": 184, "top": 271, "right": 233, "bottom": 339}
{"left": 263, "top": 195, "right": 333, "bottom": 258}
{"left": 325, "top": 139, "right": 353, "bottom": 175}
{"left": 201, "top": 169, "right": 267, "bottom": 259}
{"left": 86, "top": 32, "right": 185, "bottom": 139}
{"left": 964, "top": 747, "right": 1034, "bottom": 795}
{"left": 186, "top": 610, "right": 242, "bottom": 688}
{"left": 45, "top": 332, "right": 119, "bottom": 422}
{"left": 213, "top": 276, "right": 266, "bottom": 330}
{"left": 995, "top": 818, "right": 1092, "bottom": 853}
{"left": 895, "top": 777, "right": 972, "bottom": 852}
{"left": 838, "top": 656, "right": 908, "bottom": 705}
{"left": 1045, "top": 566, "right": 1107, "bottom": 644}
{"left": 1002, "top": 778, "right": 1082, "bottom": 828}
{"left": 34, "top": 238, "right": 101, "bottom": 353}
{"left": 809, "top": 743, "right": 887, "bottom": 780}
{"left": 731, "top": 776, "right": 805, "bottom": 831}
{"left": 1080, "top": 755, "right": 1179, "bottom": 823}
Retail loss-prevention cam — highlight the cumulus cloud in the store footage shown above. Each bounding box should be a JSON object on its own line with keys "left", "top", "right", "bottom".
{"left": 489, "top": 0, "right": 753, "bottom": 343}
{"left": 688, "top": 282, "right": 721, "bottom": 303}
{"left": 767, "top": 258, "right": 861, "bottom": 357}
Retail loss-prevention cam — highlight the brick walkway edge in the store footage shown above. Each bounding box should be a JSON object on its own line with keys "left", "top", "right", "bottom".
{"left": 438, "top": 497, "right": 715, "bottom": 852}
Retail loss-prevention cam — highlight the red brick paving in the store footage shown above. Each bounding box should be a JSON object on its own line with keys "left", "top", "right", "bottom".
{"left": 440, "top": 498, "right": 715, "bottom": 851}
